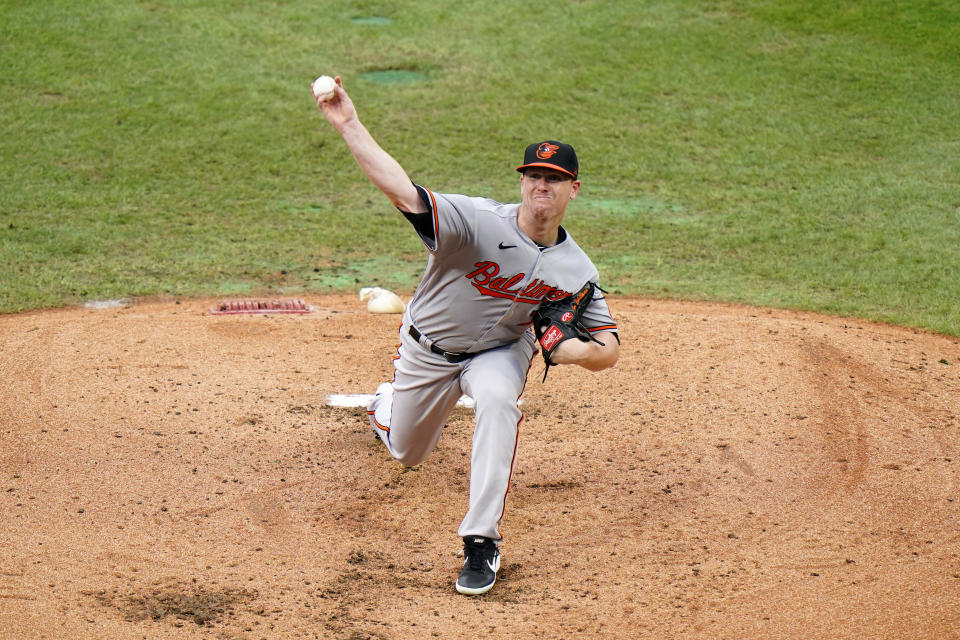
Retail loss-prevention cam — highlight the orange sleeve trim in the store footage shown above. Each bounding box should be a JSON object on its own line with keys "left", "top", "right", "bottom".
{"left": 426, "top": 188, "right": 439, "bottom": 238}
{"left": 588, "top": 325, "right": 618, "bottom": 333}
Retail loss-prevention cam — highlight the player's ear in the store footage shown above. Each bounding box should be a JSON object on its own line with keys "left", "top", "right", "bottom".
{"left": 569, "top": 179, "right": 581, "bottom": 199}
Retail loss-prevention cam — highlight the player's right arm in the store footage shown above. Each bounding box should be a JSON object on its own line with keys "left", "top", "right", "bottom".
{"left": 313, "top": 76, "right": 426, "bottom": 214}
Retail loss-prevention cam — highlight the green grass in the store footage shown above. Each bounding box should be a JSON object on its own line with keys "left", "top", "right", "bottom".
{"left": 2, "top": 0, "right": 958, "bottom": 335}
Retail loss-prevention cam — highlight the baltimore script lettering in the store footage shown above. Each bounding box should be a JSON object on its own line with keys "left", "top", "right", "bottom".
{"left": 465, "top": 261, "right": 571, "bottom": 304}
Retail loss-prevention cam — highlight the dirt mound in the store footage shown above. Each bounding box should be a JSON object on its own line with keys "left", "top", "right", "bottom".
{"left": 1, "top": 295, "right": 958, "bottom": 639}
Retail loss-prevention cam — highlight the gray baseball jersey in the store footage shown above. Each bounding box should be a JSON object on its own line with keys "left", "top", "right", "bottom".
{"left": 368, "top": 184, "right": 618, "bottom": 543}
{"left": 406, "top": 187, "right": 617, "bottom": 349}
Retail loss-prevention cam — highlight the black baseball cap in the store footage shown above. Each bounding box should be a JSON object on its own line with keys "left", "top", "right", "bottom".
{"left": 516, "top": 140, "right": 579, "bottom": 179}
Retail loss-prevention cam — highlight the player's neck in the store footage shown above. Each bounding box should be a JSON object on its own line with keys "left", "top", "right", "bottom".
{"left": 518, "top": 205, "right": 562, "bottom": 247}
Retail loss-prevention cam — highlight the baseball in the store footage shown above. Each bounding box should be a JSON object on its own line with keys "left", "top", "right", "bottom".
{"left": 312, "top": 75, "right": 336, "bottom": 101}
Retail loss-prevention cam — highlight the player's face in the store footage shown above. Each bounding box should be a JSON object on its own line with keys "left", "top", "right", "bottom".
{"left": 520, "top": 169, "right": 581, "bottom": 216}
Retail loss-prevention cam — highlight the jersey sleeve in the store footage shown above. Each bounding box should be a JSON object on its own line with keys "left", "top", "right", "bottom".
{"left": 399, "top": 183, "right": 438, "bottom": 247}
{"left": 403, "top": 184, "right": 478, "bottom": 254}
{"left": 581, "top": 274, "right": 620, "bottom": 342}
{"left": 581, "top": 287, "right": 619, "bottom": 341}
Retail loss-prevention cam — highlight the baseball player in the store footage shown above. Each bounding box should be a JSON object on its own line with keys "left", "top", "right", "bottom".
{"left": 313, "top": 76, "right": 619, "bottom": 596}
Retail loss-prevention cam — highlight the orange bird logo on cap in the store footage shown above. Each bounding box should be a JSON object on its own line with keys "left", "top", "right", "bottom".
{"left": 536, "top": 143, "right": 560, "bottom": 159}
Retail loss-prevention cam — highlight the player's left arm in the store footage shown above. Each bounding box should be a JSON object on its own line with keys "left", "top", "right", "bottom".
{"left": 536, "top": 282, "right": 619, "bottom": 371}
{"left": 548, "top": 330, "right": 619, "bottom": 370}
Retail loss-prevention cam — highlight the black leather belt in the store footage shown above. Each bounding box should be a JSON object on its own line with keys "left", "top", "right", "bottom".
{"left": 408, "top": 326, "right": 476, "bottom": 363}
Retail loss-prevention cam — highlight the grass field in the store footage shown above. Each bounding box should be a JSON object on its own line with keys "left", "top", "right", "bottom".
{"left": 2, "top": 0, "right": 958, "bottom": 334}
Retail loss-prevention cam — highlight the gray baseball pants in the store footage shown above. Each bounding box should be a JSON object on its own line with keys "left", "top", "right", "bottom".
{"left": 367, "top": 322, "right": 537, "bottom": 542}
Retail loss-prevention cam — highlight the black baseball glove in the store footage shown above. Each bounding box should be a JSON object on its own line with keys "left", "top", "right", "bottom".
{"left": 533, "top": 281, "right": 606, "bottom": 381}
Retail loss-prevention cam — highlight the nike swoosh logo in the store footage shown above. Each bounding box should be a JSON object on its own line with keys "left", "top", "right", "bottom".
{"left": 498, "top": 242, "right": 517, "bottom": 249}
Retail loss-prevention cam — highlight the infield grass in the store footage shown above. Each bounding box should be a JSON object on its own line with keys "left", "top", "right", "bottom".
{"left": 2, "top": 0, "right": 959, "bottom": 334}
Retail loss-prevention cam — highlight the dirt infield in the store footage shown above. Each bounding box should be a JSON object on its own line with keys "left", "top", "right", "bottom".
{"left": 2, "top": 294, "right": 958, "bottom": 639}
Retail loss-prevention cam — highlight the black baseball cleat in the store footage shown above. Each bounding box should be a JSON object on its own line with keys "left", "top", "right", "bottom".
{"left": 455, "top": 536, "right": 501, "bottom": 595}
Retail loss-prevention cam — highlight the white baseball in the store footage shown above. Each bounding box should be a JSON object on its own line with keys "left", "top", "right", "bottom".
{"left": 312, "top": 75, "right": 336, "bottom": 101}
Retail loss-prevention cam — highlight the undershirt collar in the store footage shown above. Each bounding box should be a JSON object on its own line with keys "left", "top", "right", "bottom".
{"left": 536, "top": 226, "right": 567, "bottom": 250}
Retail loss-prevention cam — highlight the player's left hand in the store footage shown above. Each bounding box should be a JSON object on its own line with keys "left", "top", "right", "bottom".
{"left": 533, "top": 283, "right": 619, "bottom": 380}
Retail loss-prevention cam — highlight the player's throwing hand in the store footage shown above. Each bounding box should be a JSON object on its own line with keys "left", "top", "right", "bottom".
{"left": 311, "top": 75, "right": 356, "bottom": 133}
